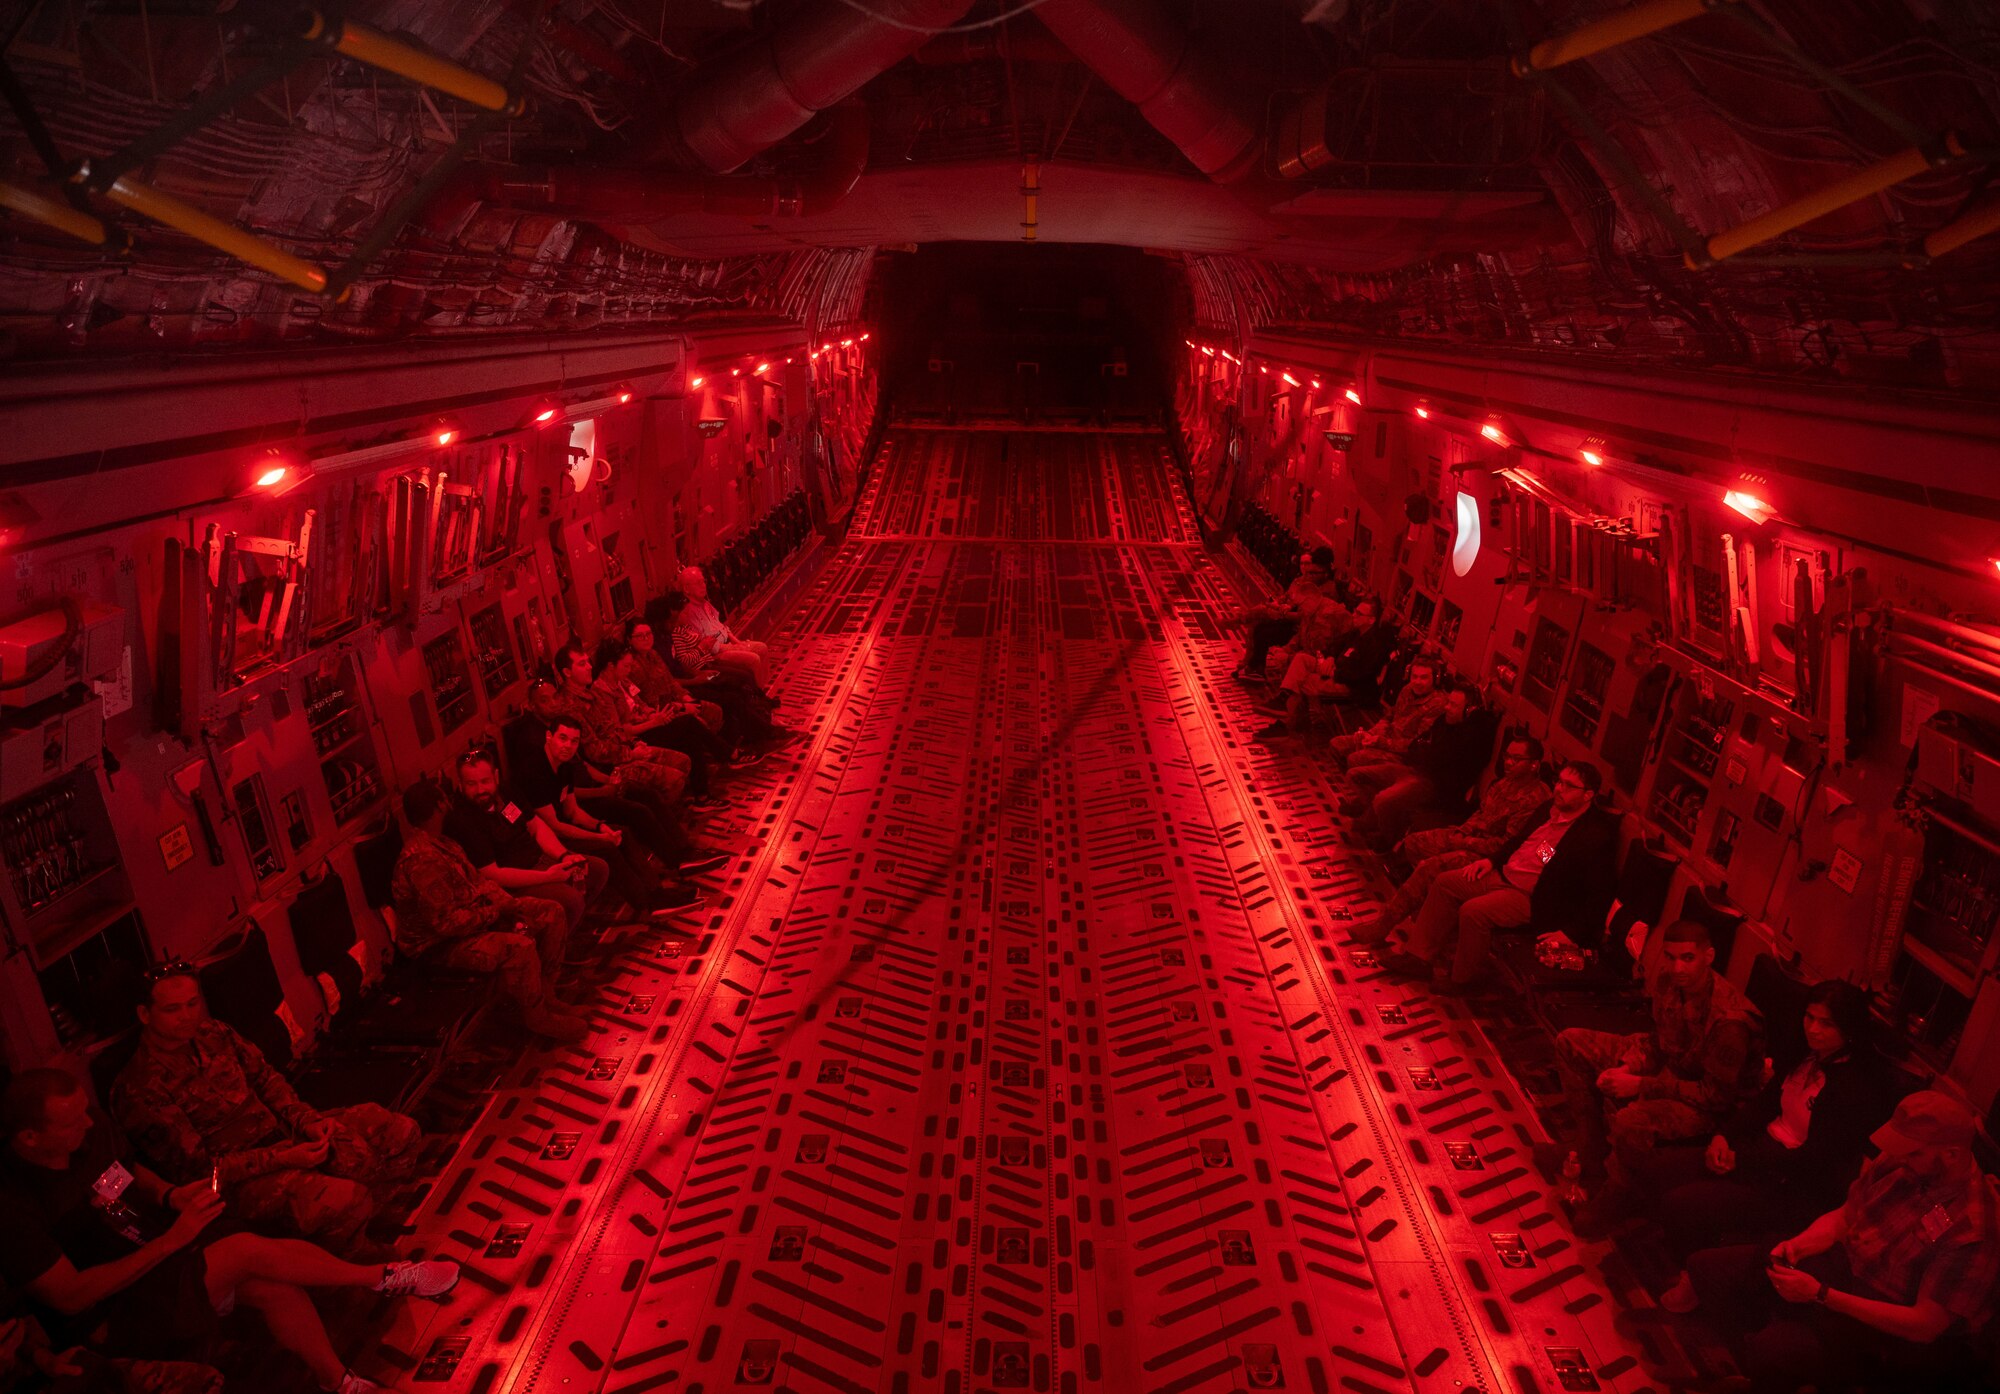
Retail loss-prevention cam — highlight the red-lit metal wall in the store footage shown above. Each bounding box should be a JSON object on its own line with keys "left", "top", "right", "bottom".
{"left": 0, "top": 326, "right": 879, "bottom": 1069}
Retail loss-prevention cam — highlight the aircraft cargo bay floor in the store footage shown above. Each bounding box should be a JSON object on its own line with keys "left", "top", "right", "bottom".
{"left": 376, "top": 427, "right": 1665, "bottom": 1394}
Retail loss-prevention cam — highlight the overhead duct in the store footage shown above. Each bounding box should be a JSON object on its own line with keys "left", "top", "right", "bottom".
{"left": 470, "top": 103, "right": 871, "bottom": 225}
{"left": 645, "top": 0, "right": 976, "bottom": 172}
{"left": 1033, "top": 0, "right": 1263, "bottom": 183}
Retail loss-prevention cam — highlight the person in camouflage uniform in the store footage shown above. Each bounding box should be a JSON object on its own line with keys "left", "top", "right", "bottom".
{"left": 1350, "top": 733, "right": 1551, "bottom": 944}
{"left": 0, "top": 1315, "right": 222, "bottom": 1394}
{"left": 1329, "top": 656, "right": 1448, "bottom": 771}
{"left": 542, "top": 653, "right": 691, "bottom": 806}
{"left": 112, "top": 971, "right": 421, "bottom": 1256}
{"left": 389, "top": 782, "right": 589, "bottom": 1042}
{"left": 625, "top": 620, "right": 725, "bottom": 736}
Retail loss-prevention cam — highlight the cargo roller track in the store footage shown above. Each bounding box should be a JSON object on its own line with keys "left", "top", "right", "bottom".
{"left": 373, "top": 425, "right": 1665, "bottom": 1394}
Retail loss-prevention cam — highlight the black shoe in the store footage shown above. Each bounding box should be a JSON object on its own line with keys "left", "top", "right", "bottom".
{"left": 1253, "top": 721, "right": 1290, "bottom": 742}
{"left": 728, "top": 748, "right": 767, "bottom": 770}
{"left": 1233, "top": 667, "right": 1264, "bottom": 685}
{"left": 686, "top": 792, "right": 728, "bottom": 813}
{"left": 650, "top": 882, "right": 702, "bottom": 911}
{"left": 1377, "top": 949, "right": 1433, "bottom": 980}
{"left": 676, "top": 850, "right": 731, "bottom": 876}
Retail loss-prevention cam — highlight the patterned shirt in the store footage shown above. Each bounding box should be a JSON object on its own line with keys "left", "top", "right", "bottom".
{"left": 1632, "top": 968, "right": 1760, "bottom": 1116}
{"left": 1372, "top": 685, "right": 1448, "bottom": 755}
{"left": 579, "top": 675, "right": 641, "bottom": 769}
{"left": 1294, "top": 593, "right": 1351, "bottom": 654}
{"left": 389, "top": 827, "right": 514, "bottom": 959}
{"left": 670, "top": 622, "right": 714, "bottom": 676}
{"left": 112, "top": 1020, "right": 318, "bottom": 1186}
{"left": 629, "top": 647, "right": 687, "bottom": 709}
{"left": 1457, "top": 772, "right": 1553, "bottom": 853}
{"left": 1842, "top": 1153, "right": 2000, "bottom": 1326}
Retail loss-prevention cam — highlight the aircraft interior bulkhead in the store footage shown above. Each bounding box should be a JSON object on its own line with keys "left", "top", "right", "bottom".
{"left": 6, "top": 2, "right": 2000, "bottom": 1392}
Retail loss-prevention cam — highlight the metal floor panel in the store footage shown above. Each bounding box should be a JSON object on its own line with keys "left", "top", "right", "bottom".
{"left": 376, "top": 429, "right": 1665, "bottom": 1394}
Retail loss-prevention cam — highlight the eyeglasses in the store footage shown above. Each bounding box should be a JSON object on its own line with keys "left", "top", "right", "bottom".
{"left": 144, "top": 958, "right": 197, "bottom": 984}
{"left": 1556, "top": 777, "right": 1589, "bottom": 792}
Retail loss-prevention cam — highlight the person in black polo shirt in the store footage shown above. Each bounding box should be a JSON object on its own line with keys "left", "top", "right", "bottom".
{"left": 446, "top": 749, "right": 608, "bottom": 934}
{"left": 0, "top": 1068, "right": 458, "bottom": 1394}
{"left": 514, "top": 718, "right": 720, "bottom": 909}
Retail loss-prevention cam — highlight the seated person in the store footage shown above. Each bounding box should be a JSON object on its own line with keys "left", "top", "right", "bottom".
{"left": 593, "top": 638, "right": 744, "bottom": 805}
{"left": 1375, "top": 761, "right": 1617, "bottom": 990}
{"left": 2, "top": 1068, "right": 457, "bottom": 1394}
{"left": 1350, "top": 732, "right": 1549, "bottom": 942}
{"left": 679, "top": 564, "right": 772, "bottom": 689}
{"left": 515, "top": 717, "right": 723, "bottom": 894}
{"left": 0, "top": 1310, "right": 221, "bottom": 1394}
{"left": 1260, "top": 585, "right": 1352, "bottom": 687}
{"left": 551, "top": 649, "right": 696, "bottom": 809}
{"left": 111, "top": 965, "right": 420, "bottom": 1258}
{"left": 1257, "top": 597, "right": 1393, "bottom": 738}
{"left": 1353, "top": 687, "right": 1501, "bottom": 848}
{"left": 1541, "top": 919, "right": 1765, "bottom": 1235}
{"left": 1327, "top": 655, "right": 1447, "bottom": 773}
{"left": 626, "top": 620, "right": 727, "bottom": 742}
{"left": 1652, "top": 981, "right": 1898, "bottom": 1305}
{"left": 390, "top": 782, "right": 589, "bottom": 1042}
{"left": 1680, "top": 1091, "right": 1997, "bottom": 1391}
{"left": 659, "top": 591, "right": 793, "bottom": 751}
{"left": 1235, "top": 546, "right": 1335, "bottom": 682}
{"left": 447, "top": 748, "right": 609, "bottom": 933}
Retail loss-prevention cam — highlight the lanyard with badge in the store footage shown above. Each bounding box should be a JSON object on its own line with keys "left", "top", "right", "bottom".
{"left": 90, "top": 1161, "right": 147, "bottom": 1245}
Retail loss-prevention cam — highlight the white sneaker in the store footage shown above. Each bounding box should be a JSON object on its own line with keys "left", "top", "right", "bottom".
{"left": 332, "top": 1371, "right": 387, "bottom": 1394}
{"left": 374, "top": 1259, "right": 461, "bottom": 1298}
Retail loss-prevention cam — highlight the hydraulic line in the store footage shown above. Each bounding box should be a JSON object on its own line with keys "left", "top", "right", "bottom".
{"left": 1692, "top": 133, "right": 1966, "bottom": 266}
{"left": 0, "top": 178, "right": 109, "bottom": 246}
{"left": 79, "top": 164, "right": 337, "bottom": 296}
{"left": 302, "top": 12, "right": 525, "bottom": 115}
{"left": 1925, "top": 198, "right": 2000, "bottom": 259}
{"left": 1512, "top": 0, "right": 1739, "bottom": 76}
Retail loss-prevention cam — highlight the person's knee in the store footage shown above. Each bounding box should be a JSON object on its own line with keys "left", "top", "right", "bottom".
{"left": 296, "top": 1178, "right": 375, "bottom": 1244}
{"left": 1554, "top": 1028, "right": 1590, "bottom": 1066}
{"left": 1605, "top": 1108, "right": 1656, "bottom": 1154}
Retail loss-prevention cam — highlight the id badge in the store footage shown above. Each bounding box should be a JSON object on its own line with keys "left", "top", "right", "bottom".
{"left": 503, "top": 802, "right": 522, "bottom": 823}
{"left": 1919, "top": 1204, "right": 1954, "bottom": 1244}
{"left": 91, "top": 1160, "right": 134, "bottom": 1205}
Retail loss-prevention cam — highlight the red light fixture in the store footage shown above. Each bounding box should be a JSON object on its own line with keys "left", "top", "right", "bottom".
{"left": 1480, "top": 421, "right": 1509, "bottom": 446}
{"left": 755, "top": 362, "right": 770, "bottom": 374}
{"left": 1413, "top": 404, "right": 1431, "bottom": 420}
{"left": 1201, "top": 346, "right": 1215, "bottom": 357}
{"left": 1344, "top": 387, "right": 1362, "bottom": 405}
{"left": 1579, "top": 437, "right": 1606, "bottom": 467}
{"left": 243, "top": 448, "right": 309, "bottom": 496}
{"left": 841, "top": 338, "right": 854, "bottom": 348}
{"left": 690, "top": 375, "right": 706, "bottom": 389}
{"left": 1990, "top": 558, "right": 2000, "bottom": 579}
{"left": 1281, "top": 372, "right": 1300, "bottom": 387}
{"left": 617, "top": 390, "right": 633, "bottom": 405}
{"left": 1723, "top": 490, "right": 1775, "bottom": 525}
{"left": 1309, "top": 379, "right": 1322, "bottom": 390}
{"left": 859, "top": 332, "right": 871, "bottom": 341}
{"left": 527, "top": 402, "right": 560, "bottom": 427}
